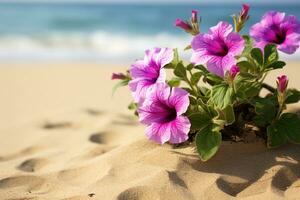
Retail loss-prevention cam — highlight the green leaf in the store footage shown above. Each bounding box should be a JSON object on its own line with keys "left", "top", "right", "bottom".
{"left": 128, "top": 102, "right": 137, "bottom": 110}
{"left": 235, "top": 75, "right": 261, "bottom": 100}
{"left": 188, "top": 112, "right": 212, "bottom": 131}
{"left": 205, "top": 74, "right": 224, "bottom": 85}
{"left": 285, "top": 89, "right": 300, "bottom": 104}
{"left": 267, "top": 113, "right": 300, "bottom": 148}
{"left": 264, "top": 44, "right": 278, "bottom": 65}
{"left": 267, "top": 123, "right": 287, "bottom": 148}
{"left": 195, "top": 124, "right": 222, "bottom": 161}
{"left": 278, "top": 113, "right": 300, "bottom": 144}
{"left": 167, "top": 78, "right": 181, "bottom": 87}
{"left": 211, "top": 84, "right": 234, "bottom": 109}
{"left": 253, "top": 98, "right": 276, "bottom": 126}
{"left": 186, "top": 63, "right": 194, "bottom": 71}
{"left": 165, "top": 48, "right": 179, "bottom": 69}
{"left": 266, "top": 61, "right": 286, "bottom": 70}
{"left": 191, "top": 72, "right": 202, "bottom": 85}
{"left": 195, "top": 65, "right": 209, "bottom": 74}
{"left": 241, "top": 35, "right": 253, "bottom": 57}
{"left": 237, "top": 61, "right": 253, "bottom": 72}
{"left": 112, "top": 79, "right": 129, "bottom": 96}
{"left": 251, "top": 48, "right": 263, "bottom": 66}
{"left": 174, "top": 62, "right": 187, "bottom": 78}
{"left": 217, "top": 105, "right": 235, "bottom": 126}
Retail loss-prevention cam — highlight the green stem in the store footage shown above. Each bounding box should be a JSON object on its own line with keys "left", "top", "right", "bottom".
{"left": 262, "top": 83, "right": 276, "bottom": 93}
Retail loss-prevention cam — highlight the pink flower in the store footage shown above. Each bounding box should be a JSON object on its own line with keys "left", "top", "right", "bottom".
{"left": 277, "top": 75, "right": 288, "bottom": 93}
{"left": 228, "top": 65, "right": 240, "bottom": 79}
{"left": 138, "top": 83, "right": 191, "bottom": 144}
{"left": 129, "top": 47, "right": 173, "bottom": 104}
{"left": 250, "top": 11, "right": 300, "bottom": 54}
{"left": 240, "top": 4, "right": 250, "bottom": 21}
{"left": 175, "top": 19, "right": 193, "bottom": 32}
{"left": 191, "top": 21, "right": 244, "bottom": 77}
{"left": 111, "top": 72, "right": 126, "bottom": 80}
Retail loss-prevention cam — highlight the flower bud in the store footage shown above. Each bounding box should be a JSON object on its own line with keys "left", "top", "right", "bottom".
{"left": 229, "top": 65, "right": 240, "bottom": 79}
{"left": 277, "top": 75, "right": 288, "bottom": 93}
{"left": 175, "top": 19, "right": 193, "bottom": 32}
{"left": 191, "top": 10, "right": 198, "bottom": 24}
{"left": 240, "top": 4, "right": 250, "bottom": 21}
{"left": 111, "top": 72, "right": 127, "bottom": 80}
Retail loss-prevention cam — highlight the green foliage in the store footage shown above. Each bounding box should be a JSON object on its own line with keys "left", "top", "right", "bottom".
{"left": 267, "top": 113, "right": 300, "bottom": 148}
{"left": 264, "top": 44, "right": 278, "bottom": 66}
{"left": 167, "top": 78, "right": 181, "bottom": 87}
{"left": 285, "top": 89, "right": 300, "bottom": 104}
{"left": 191, "top": 72, "right": 202, "bottom": 85}
{"left": 174, "top": 62, "right": 187, "bottom": 78}
{"left": 195, "top": 124, "right": 222, "bottom": 161}
{"left": 165, "top": 48, "right": 180, "bottom": 69}
{"left": 217, "top": 105, "right": 235, "bottom": 126}
{"left": 253, "top": 98, "right": 277, "bottom": 127}
{"left": 189, "top": 111, "right": 212, "bottom": 131}
{"left": 112, "top": 79, "right": 129, "bottom": 96}
{"left": 234, "top": 74, "right": 261, "bottom": 100}
{"left": 251, "top": 48, "right": 264, "bottom": 67}
{"left": 211, "top": 83, "right": 234, "bottom": 109}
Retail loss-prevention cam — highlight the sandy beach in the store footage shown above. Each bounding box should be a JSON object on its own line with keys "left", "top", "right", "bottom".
{"left": 0, "top": 62, "right": 299, "bottom": 200}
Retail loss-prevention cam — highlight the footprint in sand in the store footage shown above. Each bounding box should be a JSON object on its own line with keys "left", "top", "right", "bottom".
{"left": 117, "top": 186, "right": 160, "bottom": 200}
{"left": 0, "top": 175, "right": 45, "bottom": 190}
{"left": 84, "top": 108, "right": 104, "bottom": 116}
{"left": 89, "top": 131, "right": 123, "bottom": 145}
{"left": 17, "top": 158, "right": 49, "bottom": 172}
{"left": 42, "top": 121, "right": 73, "bottom": 130}
{"left": 216, "top": 175, "right": 250, "bottom": 197}
{"left": 272, "top": 167, "right": 299, "bottom": 192}
{"left": 0, "top": 146, "right": 45, "bottom": 162}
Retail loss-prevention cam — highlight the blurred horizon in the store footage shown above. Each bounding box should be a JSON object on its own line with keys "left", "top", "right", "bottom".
{"left": 0, "top": 1, "right": 299, "bottom": 63}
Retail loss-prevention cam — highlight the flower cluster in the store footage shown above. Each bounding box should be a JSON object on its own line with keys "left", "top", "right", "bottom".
{"left": 112, "top": 5, "right": 300, "bottom": 161}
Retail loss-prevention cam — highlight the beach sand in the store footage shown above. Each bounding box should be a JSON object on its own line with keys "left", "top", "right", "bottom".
{"left": 0, "top": 62, "right": 299, "bottom": 200}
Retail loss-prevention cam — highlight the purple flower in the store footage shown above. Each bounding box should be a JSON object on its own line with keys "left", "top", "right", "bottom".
{"left": 175, "top": 19, "right": 193, "bottom": 32}
{"left": 111, "top": 72, "right": 126, "bottom": 80}
{"left": 277, "top": 75, "right": 288, "bottom": 93}
{"left": 228, "top": 65, "right": 240, "bottom": 79}
{"left": 138, "top": 83, "right": 191, "bottom": 144}
{"left": 129, "top": 48, "right": 173, "bottom": 104}
{"left": 191, "top": 21, "right": 244, "bottom": 77}
{"left": 250, "top": 11, "right": 300, "bottom": 54}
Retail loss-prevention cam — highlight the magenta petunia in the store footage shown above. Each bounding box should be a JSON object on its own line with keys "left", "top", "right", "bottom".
{"left": 228, "top": 65, "right": 240, "bottom": 79}
{"left": 277, "top": 75, "right": 288, "bottom": 93}
{"left": 250, "top": 11, "right": 300, "bottom": 54}
{"left": 191, "top": 21, "right": 244, "bottom": 77}
{"left": 138, "top": 83, "right": 191, "bottom": 144}
{"left": 129, "top": 47, "right": 173, "bottom": 103}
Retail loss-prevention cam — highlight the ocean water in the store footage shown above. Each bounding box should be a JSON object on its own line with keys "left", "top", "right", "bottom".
{"left": 0, "top": 2, "right": 300, "bottom": 62}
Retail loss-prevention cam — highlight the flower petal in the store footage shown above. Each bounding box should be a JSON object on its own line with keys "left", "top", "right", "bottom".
{"left": 145, "top": 122, "right": 171, "bottom": 144}
{"left": 169, "top": 116, "right": 190, "bottom": 144}
{"left": 168, "top": 87, "right": 189, "bottom": 116}
{"left": 208, "top": 21, "right": 233, "bottom": 38}
{"left": 156, "top": 48, "right": 174, "bottom": 67}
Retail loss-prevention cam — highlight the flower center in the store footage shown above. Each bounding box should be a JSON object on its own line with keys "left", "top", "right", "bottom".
{"left": 267, "top": 24, "right": 287, "bottom": 45}
{"left": 164, "top": 107, "right": 177, "bottom": 123}
{"left": 209, "top": 39, "right": 229, "bottom": 57}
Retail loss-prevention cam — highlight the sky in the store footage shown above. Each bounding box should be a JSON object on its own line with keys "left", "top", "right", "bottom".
{"left": 0, "top": 0, "right": 299, "bottom": 4}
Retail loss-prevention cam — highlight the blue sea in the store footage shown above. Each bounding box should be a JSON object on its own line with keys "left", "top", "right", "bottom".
{"left": 0, "top": 2, "right": 300, "bottom": 62}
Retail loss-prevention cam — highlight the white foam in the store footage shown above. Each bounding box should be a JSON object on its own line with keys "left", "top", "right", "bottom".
{"left": 0, "top": 31, "right": 299, "bottom": 63}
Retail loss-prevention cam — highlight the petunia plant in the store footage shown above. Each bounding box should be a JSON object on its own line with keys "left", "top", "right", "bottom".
{"left": 112, "top": 4, "right": 300, "bottom": 161}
